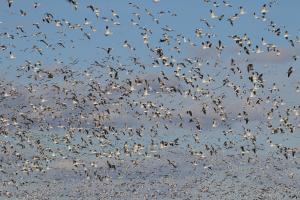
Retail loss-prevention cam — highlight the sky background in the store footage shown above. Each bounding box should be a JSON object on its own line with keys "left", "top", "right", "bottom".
{"left": 1, "top": 0, "right": 300, "bottom": 77}
{"left": 0, "top": 1, "right": 299, "bottom": 122}
{"left": 1, "top": 0, "right": 300, "bottom": 147}
{"left": 1, "top": 0, "right": 300, "bottom": 199}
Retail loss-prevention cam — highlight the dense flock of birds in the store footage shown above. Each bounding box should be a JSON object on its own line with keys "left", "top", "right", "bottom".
{"left": 1, "top": 0, "right": 300, "bottom": 199}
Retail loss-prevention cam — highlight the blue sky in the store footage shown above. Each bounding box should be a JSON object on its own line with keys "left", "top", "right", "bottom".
{"left": 1, "top": 0, "right": 300, "bottom": 77}
{"left": 2, "top": 1, "right": 300, "bottom": 199}
{"left": 0, "top": 0, "right": 299, "bottom": 108}
{"left": 1, "top": 0, "right": 300, "bottom": 141}
{"left": 1, "top": 0, "right": 300, "bottom": 134}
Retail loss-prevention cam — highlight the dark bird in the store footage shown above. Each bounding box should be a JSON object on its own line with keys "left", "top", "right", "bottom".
{"left": 287, "top": 66, "right": 293, "bottom": 77}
